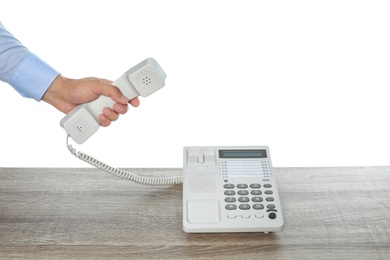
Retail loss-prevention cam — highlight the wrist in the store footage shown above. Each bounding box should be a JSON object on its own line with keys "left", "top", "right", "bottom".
{"left": 42, "top": 75, "right": 72, "bottom": 113}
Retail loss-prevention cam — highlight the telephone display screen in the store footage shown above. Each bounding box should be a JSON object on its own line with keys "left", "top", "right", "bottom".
{"left": 218, "top": 150, "right": 267, "bottom": 159}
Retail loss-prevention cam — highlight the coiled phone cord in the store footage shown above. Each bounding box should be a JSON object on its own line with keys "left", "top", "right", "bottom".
{"left": 66, "top": 135, "right": 183, "bottom": 186}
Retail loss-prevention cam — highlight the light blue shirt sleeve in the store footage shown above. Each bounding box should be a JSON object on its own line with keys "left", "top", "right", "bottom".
{"left": 0, "top": 22, "right": 60, "bottom": 101}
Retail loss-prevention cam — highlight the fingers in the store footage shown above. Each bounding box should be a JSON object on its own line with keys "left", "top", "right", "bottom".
{"left": 99, "top": 103, "right": 129, "bottom": 127}
{"left": 93, "top": 80, "right": 141, "bottom": 108}
{"left": 99, "top": 108, "right": 119, "bottom": 127}
{"left": 91, "top": 78, "right": 142, "bottom": 127}
{"left": 129, "top": 97, "right": 140, "bottom": 107}
{"left": 113, "top": 103, "right": 129, "bottom": 114}
{"left": 99, "top": 114, "right": 112, "bottom": 127}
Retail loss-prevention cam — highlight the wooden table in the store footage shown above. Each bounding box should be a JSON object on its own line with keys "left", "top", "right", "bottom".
{"left": 0, "top": 167, "right": 389, "bottom": 259}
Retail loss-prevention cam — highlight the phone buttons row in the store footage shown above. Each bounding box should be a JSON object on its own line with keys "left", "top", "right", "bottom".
{"left": 225, "top": 203, "right": 276, "bottom": 210}
{"left": 224, "top": 190, "right": 273, "bottom": 196}
{"left": 225, "top": 197, "right": 274, "bottom": 203}
{"left": 227, "top": 214, "right": 265, "bottom": 219}
{"left": 225, "top": 204, "right": 257, "bottom": 210}
{"left": 224, "top": 183, "right": 271, "bottom": 189}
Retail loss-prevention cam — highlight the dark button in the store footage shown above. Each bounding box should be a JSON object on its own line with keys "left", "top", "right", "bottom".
{"left": 269, "top": 212, "right": 277, "bottom": 219}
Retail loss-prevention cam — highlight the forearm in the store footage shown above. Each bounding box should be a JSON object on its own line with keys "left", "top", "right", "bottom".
{"left": 0, "top": 22, "right": 59, "bottom": 101}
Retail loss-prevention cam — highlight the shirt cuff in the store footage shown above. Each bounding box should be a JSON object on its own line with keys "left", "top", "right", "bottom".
{"left": 9, "top": 53, "right": 60, "bottom": 101}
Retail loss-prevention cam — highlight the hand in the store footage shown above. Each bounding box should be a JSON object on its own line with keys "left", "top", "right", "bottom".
{"left": 42, "top": 75, "right": 140, "bottom": 126}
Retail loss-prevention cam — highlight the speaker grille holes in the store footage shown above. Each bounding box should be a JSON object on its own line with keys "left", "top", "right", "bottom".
{"left": 72, "top": 117, "right": 91, "bottom": 136}
{"left": 143, "top": 77, "right": 152, "bottom": 85}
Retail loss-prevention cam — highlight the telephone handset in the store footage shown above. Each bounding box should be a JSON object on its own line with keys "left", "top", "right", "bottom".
{"left": 62, "top": 58, "right": 182, "bottom": 186}
{"left": 60, "top": 58, "right": 166, "bottom": 144}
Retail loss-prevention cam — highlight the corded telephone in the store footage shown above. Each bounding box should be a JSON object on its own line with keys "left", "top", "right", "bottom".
{"left": 183, "top": 146, "right": 283, "bottom": 233}
{"left": 62, "top": 58, "right": 284, "bottom": 233}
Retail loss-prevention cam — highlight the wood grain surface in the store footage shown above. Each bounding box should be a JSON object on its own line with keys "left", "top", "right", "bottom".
{"left": 0, "top": 167, "right": 389, "bottom": 259}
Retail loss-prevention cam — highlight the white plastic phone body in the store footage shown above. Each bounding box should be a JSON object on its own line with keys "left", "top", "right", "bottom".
{"left": 60, "top": 58, "right": 166, "bottom": 144}
{"left": 183, "top": 146, "right": 284, "bottom": 233}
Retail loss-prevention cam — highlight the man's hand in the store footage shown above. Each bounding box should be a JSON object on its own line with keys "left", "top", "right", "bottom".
{"left": 42, "top": 75, "right": 140, "bottom": 126}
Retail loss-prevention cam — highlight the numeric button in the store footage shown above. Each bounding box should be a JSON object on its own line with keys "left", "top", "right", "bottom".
{"left": 251, "top": 190, "right": 262, "bottom": 195}
{"left": 253, "top": 204, "right": 264, "bottom": 210}
{"left": 226, "top": 204, "right": 237, "bottom": 210}
{"left": 239, "top": 204, "right": 251, "bottom": 210}
{"left": 237, "top": 190, "right": 249, "bottom": 195}
{"left": 224, "top": 184, "right": 235, "bottom": 189}
{"left": 224, "top": 190, "right": 236, "bottom": 196}
{"left": 237, "top": 184, "right": 248, "bottom": 189}
{"left": 252, "top": 197, "right": 263, "bottom": 202}
{"left": 238, "top": 197, "right": 250, "bottom": 203}
{"left": 225, "top": 197, "right": 236, "bottom": 203}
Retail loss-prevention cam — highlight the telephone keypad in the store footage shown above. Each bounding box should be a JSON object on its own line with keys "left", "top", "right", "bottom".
{"left": 224, "top": 182, "right": 278, "bottom": 219}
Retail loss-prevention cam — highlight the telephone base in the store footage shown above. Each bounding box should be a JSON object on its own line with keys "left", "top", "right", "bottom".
{"left": 183, "top": 146, "right": 284, "bottom": 233}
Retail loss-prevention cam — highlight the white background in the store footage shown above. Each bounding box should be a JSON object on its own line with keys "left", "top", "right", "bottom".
{"left": 0, "top": 0, "right": 389, "bottom": 168}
